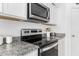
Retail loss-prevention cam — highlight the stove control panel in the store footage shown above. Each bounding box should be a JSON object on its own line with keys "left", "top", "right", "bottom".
{"left": 21, "top": 29, "right": 42, "bottom": 36}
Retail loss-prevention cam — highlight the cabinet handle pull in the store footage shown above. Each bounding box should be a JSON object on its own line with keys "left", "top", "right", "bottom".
{"left": 72, "top": 35, "right": 75, "bottom": 37}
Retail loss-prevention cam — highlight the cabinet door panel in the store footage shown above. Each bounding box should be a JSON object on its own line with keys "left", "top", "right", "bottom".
{"left": 43, "top": 3, "right": 56, "bottom": 24}
{"left": 2, "top": 3, "right": 27, "bottom": 20}
{"left": 0, "top": 4, "right": 2, "bottom": 12}
{"left": 71, "top": 8, "right": 79, "bottom": 56}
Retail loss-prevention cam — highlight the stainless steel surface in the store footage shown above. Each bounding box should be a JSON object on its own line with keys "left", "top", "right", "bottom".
{"left": 21, "top": 29, "right": 42, "bottom": 36}
{"left": 40, "top": 42, "right": 58, "bottom": 53}
{"left": 55, "top": 33, "right": 65, "bottom": 38}
{"left": 21, "top": 29, "right": 65, "bottom": 56}
{"left": 28, "top": 3, "right": 50, "bottom": 22}
{"left": 40, "top": 33, "right": 65, "bottom": 55}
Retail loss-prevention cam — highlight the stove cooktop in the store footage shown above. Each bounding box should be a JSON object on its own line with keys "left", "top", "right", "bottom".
{"left": 33, "top": 38, "right": 58, "bottom": 48}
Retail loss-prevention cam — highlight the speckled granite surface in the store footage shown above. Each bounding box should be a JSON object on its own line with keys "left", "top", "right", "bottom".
{"left": 0, "top": 33, "right": 65, "bottom": 56}
{"left": 0, "top": 37, "right": 39, "bottom": 56}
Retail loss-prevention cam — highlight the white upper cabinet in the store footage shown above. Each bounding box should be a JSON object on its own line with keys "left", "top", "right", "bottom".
{"left": 2, "top": 3, "right": 27, "bottom": 20}
{"left": 1, "top": 3, "right": 56, "bottom": 24}
{"left": 43, "top": 3, "right": 57, "bottom": 24}
{"left": 0, "top": 4, "right": 2, "bottom": 12}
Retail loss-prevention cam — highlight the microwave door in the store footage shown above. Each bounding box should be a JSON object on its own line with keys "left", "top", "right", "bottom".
{"left": 28, "top": 3, "right": 49, "bottom": 22}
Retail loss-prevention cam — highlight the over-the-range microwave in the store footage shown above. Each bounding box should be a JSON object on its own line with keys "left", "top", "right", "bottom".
{"left": 27, "top": 3, "right": 50, "bottom": 22}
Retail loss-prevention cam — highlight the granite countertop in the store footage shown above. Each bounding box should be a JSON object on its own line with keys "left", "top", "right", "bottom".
{"left": 0, "top": 33, "right": 65, "bottom": 56}
{"left": 0, "top": 37, "right": 39, "bottom": 56}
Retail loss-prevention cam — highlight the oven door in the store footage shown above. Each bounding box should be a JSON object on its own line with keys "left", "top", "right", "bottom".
{"left": 38, "top": 41, "right": 58, "bottom": 56}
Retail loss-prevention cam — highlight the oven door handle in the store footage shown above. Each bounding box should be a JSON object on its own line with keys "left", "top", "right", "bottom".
{"left": 41, "top": 42, "right": 58, "bottom": 52}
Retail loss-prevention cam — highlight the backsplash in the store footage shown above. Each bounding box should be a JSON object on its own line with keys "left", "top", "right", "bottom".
{"left": 0, "top": 19, "right": 55, "bottom": 37}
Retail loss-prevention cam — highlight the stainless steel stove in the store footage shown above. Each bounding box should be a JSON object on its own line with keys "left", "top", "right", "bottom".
{"left": 21, "top": 29, "right": 58, "bottom": 56}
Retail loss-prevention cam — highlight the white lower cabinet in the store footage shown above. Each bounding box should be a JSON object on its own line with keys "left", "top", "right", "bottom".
{"left": 24, "top": 49, "right": 38, "bottom": 56}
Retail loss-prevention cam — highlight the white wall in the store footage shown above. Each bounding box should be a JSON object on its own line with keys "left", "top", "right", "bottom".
{"left": 0, "top": 19, "right": 54, "bottom": 37}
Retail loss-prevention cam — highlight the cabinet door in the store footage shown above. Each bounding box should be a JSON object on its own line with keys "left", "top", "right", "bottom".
{"left": 0, "top": 3, "right": 2, "bottom": 12}
{"left": 43, "top": 3, "right": 56, "bottom": 24}
{"left": 49, "top": 4, "right": 57, "bottom": 24}
{"left": 2, "top": 3, "right": 27, "bottom": 20}
{"left": 24, "top": 49, "right": 38, "bottom": 56}
{"left": 71, "top": 7, "right": 79, "bottom": 56}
